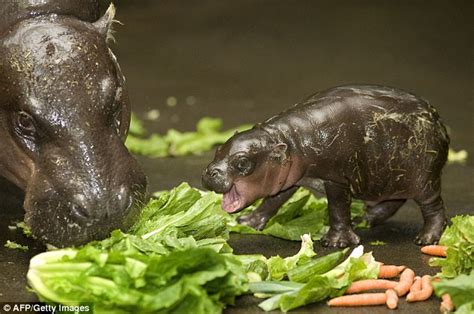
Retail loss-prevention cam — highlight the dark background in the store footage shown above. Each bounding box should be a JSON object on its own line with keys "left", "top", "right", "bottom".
{"left": 1, "top": 1, "right": 473, "bottom": 313}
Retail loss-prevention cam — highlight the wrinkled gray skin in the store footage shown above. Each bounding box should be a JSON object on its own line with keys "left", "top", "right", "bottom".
{"left": 0, "top": 1, "right": 147, "bottom": 247}
{"left": 203, "top": 85, "right": 449, "bottom": 247}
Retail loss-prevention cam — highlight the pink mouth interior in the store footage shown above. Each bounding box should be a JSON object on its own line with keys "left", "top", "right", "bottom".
{"left": 222, "top": 185, "right": 245, "bottom": 213}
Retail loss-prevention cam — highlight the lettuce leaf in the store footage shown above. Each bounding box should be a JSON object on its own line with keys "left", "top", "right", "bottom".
{"left": 433, "top": 270, "right": 474, "bottom": 313}
{"left": 250, "top": 245, "right": 380, "bottom": 312}
{"left": 429, "top": 215, "right": 474, "bottom": 278}
{"left": 126, "top": 116, "right": 251, "bottom": 157}
{"left": 28, "top": 244, "right": 248, "bottom": 313}
{"left": 229, "top": 188, "right": 367, "bottom": 241}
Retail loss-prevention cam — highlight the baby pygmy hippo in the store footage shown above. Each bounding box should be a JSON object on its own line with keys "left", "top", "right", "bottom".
{"left": 202, "top": 85, "right": 449, "bottom": 247}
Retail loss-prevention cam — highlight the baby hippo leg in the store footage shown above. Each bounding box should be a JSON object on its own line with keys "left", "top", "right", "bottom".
{"left": 414, "top": 192, "right": 447, "bottom": 245}
{"left": 365, "top": 199, "right": 406, "bottom": 226}
{"left": 322, "top": 181, "right": 360, "bottom": 247}
{"left": 238, "top": 186, "right": 298, "bottom": 231}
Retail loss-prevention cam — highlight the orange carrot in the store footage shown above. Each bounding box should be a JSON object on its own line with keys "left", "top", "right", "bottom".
{"left": 345, "top": 279, "right": 398, "bottom": 294}
{"left": 440, "top": 293, "right": 454, "bottom": 312}
{"left": 378, "top": 265, "right": 407, "bottom": 278}
{"left": 406, "top": 275, "right": 433, "bottom": 302}
{"left": 410, "top": 276, "right": 422, "bottom": 293}
{"left": 421, "top": 245, "right": 447, "bottom": 257}
{"left": 394, "top": 268, "right": 415, "bottom": 296}
{"left": 328, "top": 293, "right": 387, "bottom": 307}
{"left": 385, "top": 289, "right": 399, "bottom": 309}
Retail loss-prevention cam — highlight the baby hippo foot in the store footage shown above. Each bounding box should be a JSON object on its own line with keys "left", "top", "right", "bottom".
{"left": 415, "top": 217, "right": 447, "bottom": 245}
{"left": 237, "top": 212, "right": 270, "bottom": 231}
{"left": 322, "top": 228, "right": 360, "bottom": 248}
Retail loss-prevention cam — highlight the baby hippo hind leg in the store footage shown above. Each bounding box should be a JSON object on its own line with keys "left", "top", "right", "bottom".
{"left": 237, "top": 186, "right": 298, "bottom": 231}
{"left": 414, "top": 184, "right": 447, "bottom": 245}
{"left": 364, "top": 199, "right": 406, "bottom": 226}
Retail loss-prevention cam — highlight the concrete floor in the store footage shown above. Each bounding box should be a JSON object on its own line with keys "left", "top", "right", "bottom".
{"left": 0, "top": 1, "right": 472, "bottom": 313}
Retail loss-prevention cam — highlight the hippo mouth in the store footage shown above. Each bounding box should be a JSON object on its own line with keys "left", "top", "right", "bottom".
{"left": 222, "top": 185, "right": 245, "bottom": 213}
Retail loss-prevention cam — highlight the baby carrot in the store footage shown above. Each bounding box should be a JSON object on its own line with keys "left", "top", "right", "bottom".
{"left": 440, "top": 293, "right": 454, "bottom": 312}
{"left": 410, "top": 276, "right": 422, "bottom": 293}
{"left": 406, "top": 275, "right": 433, "bottom": 302}
{"left": 328, "top": 293, "right": 387, "bottom": 307}
{"left": 345, "top": 279, "right": 398, "bottom": 294}
{"left": 394, "top": 268, "right": 415, "bottom": 296}
{"left": 421, "top": 245, "right": 447, "bottom": 257}
{"left": 385, "top": 289, "right": 399, "bottom": 309}
{"left": 378, "top": 265, "right": 407, "bottom": 278}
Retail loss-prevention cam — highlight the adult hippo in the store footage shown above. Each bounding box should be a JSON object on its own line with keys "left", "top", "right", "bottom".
{"left": 0, "top": 1, "right": 147, "bottom": 247}
{"left": 202, "top": 85, "right": 449, "bottom": 247}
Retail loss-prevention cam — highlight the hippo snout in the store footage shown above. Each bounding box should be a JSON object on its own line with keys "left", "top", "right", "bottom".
{"left": 202, "top": 164, "right": 232, "bottom": 193}
{"left": 70, "top": 184, "right": 134, "bottom": 222}
{"left": 22, "top": 142, "right": 148, "bottom": 247}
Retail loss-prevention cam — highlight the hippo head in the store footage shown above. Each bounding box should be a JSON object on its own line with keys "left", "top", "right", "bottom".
{"left": 202, "top": 128, "right": 293, "bottom": 213}
{"left": 0, "top": 6, "right": 147, "bottom": 246}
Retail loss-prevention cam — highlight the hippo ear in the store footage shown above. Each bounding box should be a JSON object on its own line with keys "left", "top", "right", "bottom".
{"left": 270, "top": 143, "right": 288, "bottom": 162}
{"left": 93, "top": 3, "right": 119, "bottom": 41}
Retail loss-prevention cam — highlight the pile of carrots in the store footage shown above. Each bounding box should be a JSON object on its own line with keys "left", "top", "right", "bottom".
{"left": 327, "top": 244, "right": 453, "bottom": 312}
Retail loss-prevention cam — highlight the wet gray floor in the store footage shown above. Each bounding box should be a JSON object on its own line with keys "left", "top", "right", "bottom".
{"left": 0, "top": 1, "right": 473, "bottom": 313}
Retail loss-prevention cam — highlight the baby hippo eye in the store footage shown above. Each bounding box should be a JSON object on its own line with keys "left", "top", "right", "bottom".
{"left": 15, "top": 111, "right": 37, "bottom": 138}
{"left": 234, "top": 156, "right": 254, "bottom": 175}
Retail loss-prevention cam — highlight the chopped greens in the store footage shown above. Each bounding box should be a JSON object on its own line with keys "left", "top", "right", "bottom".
{"left": 369, "top": 240, "right": 386, "bottom": 246}
{"left": 429, "top": 215, "right": 474, "bottom": 278}
{"left": 27, "top": 183, "right": 375, "bottom": 313}
{"left": 429, "top": 215, "right": 474, "bottom": 313}
{"left": 433, "top": 271, "right": 474, "bottom": 314}
{"left": 126, "top": 116, "right": 252, "bottom": 157}
{"left": 448, "top": 148, "right": 468, "bottom": 164}
{"left": 249, "top": 246, "right": 380, "bottom": 312}
{"left": 5, "top": 240, "right": 28, "bottom": 251}
{"left": 229, "top": 188, "right": 367, "bottom": 241}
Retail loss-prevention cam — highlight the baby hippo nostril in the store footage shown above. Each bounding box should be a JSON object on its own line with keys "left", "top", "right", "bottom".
{"left": 211, "top": 169, "right": 221, "bottom": 178}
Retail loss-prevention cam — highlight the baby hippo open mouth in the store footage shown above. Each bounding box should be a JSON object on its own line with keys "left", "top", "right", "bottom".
{"left": 222, "top": 185, "right": 245, "bottom": 213}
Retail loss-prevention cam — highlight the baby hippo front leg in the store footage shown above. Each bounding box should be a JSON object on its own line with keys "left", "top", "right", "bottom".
{"left": 238, "top": 186, "right": 298, "bottom": 230}
{"left": 322, "top": 181, "right": 360, "bottom": 247}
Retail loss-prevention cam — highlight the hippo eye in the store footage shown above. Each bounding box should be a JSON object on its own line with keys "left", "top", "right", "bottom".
{"left": 233, "top": 156, "right": 254, "bottom": 175}
{"left": 15, "top": 111, "right": 37, "bottom": 138}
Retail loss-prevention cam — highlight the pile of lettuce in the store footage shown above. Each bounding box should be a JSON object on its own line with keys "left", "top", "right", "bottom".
{"left": 125, "top": 114, "right": 251, "bottom": 157}
{"left": 230, "top": 188, "right": 367, "bottom": 241}
{"left": 431, "top": 215, "right": 474, "bottom": 313}
{"left": 27, "top": 183, "right": 376, "bottom": 313}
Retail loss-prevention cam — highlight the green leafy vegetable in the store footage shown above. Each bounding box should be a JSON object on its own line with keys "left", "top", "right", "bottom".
{"left": 429, "top": 215, "right": 474, "bottom": 278}
{"left": 448, "top": 148, "right": 468, "bottom": 164}
{"left": 249, "top": 245, "right": 380, "bottom": 312}
{"left": 369, "top": 240, "right": 386, "bottom": 246}
{"left": 129, "top": 112, "right": 146, "bottom": 137}
{"left": 265, "top": 234, "right": 316, "bottom": 281}
{"left": 126, "top": 116, "right": 252, "bottom": 157}
{"left": 229, "top": 188, "right": 367, "bottom": 241}
{"left": 26, "top": 183, "right": 373, "bottom": 313}
{"left": 433, "top": 271, "right": 474, "bottom": 313}
{"left": 27, "top": 183, "right": 248, "bottom": 313}
{"left": 28, "top": 243, "right": 248, "bottom": 313}
{"left": 5, "top": 240, "right": 28, "bottom": 251}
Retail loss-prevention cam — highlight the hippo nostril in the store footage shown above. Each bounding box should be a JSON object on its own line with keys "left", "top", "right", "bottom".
{"left": 71, "top": 203, "right": 90, "bottom": 220}
{"left": 116, "top": 185, "right": 133, "bottom": 213}
{"left": 211, "top": 169, "right": 221, "bottom": 178}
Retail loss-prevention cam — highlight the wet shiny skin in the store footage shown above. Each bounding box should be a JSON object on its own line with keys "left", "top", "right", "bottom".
{"left": 203, "top": 85, "right": 449, "bottom": 248}
{"left": 0, "top": 1, "right": 147, "bottom": 246}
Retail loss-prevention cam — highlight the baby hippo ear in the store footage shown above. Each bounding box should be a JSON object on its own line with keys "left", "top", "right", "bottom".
{"left": 93, "top": 3, "right": 118, "bottom": 41}
{"left": 270, "top": 143, "right": 288, "bottom": 163}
